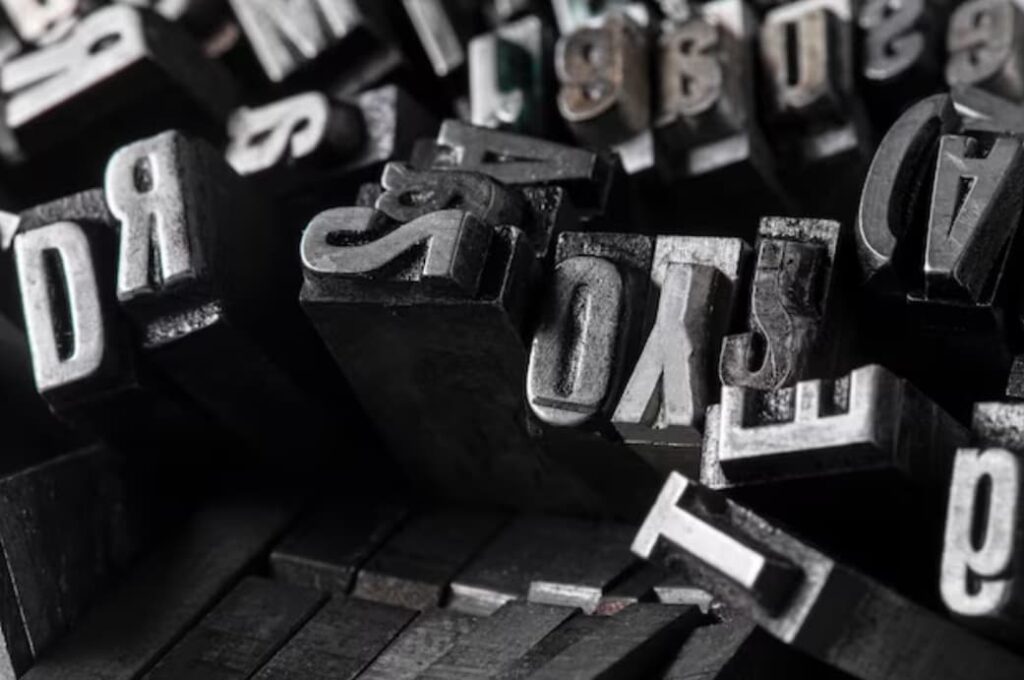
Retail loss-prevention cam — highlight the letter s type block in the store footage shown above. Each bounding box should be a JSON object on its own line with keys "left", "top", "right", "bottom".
{"left": 300, "top": 206, "right": 605, "bottom": 513}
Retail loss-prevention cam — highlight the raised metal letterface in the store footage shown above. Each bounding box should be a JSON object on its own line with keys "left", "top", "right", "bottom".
{"left": 556, "top": 11, "right": 649, "bottom": 147}
{"left": 226, "top": 0, "right": 383, "bottom": 83}
{"left": 719, "top": 217, "right": 843, "bottom": 393}
{"left": 413, "top": 120, "right": 619, "bottom": 219}
{"left": 947, "top": 0, "right": 1024, "bottom": 101}
{"left": 612, "top": 235, "right": 748, "bottom": 473}
{"left": 0, "top": 4, "right": 238, "bottom": 164}
{"left": 941, "top": 448, "right": 1024, "bottom": 634}
{"left": 939, "top": 404, "right": 1024, "bottom": 643}
{"left": 856, "top": 89, "right": 1024, "bottom": 408}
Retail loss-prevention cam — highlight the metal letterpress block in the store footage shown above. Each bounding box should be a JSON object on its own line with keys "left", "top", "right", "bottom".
{"left": 251, "top": 596, "right": 416, "bottom": 680}
{"left": 226, "top": 91, "right": 366, "bottom": 181}
{"left": 859, "top": 94, "right": 1024, "bottom": 304}
{"left": 23, "top": 498, "right": 298, "bottom": 680}
{"left": 497, "top": 614, "right": 607, "bottom": 679}
{"left": 653, "top": 572, "right": 715, "bottom": 611}
{"left": 555, "top": 11, "right": 651, "bottom": 173}
{"left": 760, "top": 0, "right": 872, "bottom": 218}
{"left": 270, "top": 502, "right": 407, "bottom": 595}
{"left": 0, "top": 445, "right": 139, "bottom": 678}
{"left": 14, "top": 193, "right": 215, "bottom": 454}
{"left": 654, "top": 1, "right": 790, "bottom": 224}
{"left": 469, "top": 15, "right": 551, "bottom": 136}
{"left": 946, "top": 0, "right": 1024, "bottom": 102}
{"left": 358, "top": 608, "right": 480, "bottom": 680}
{"left": 300, "top": 206, "right": 602, "bottom": 511}
{"left": 0, "top": 5, "right": 238, "bottom": 166}
{"left": 939, "top": 402, "right": 1024, "bottom": 645}
{"left": 0, "top": 312, "right": 77, "bottom": 471}
{"left": 704, "top": 364, "right": 968, "bottom": 488}
{"left": 399, "top": 0, "right": 476, "bottom": 80}
{"left": 858, "top": 0, "right": 945, "bottom": 127}
{"left": 661, "top": 614, "right": 843, "bottom": 679}
{"left": 418, "top": 601, "right": 577, "bottom": 680}
{"left": 373, "top": 161, "right": 577, "bottom": 262}
{"left": 226, "top": 0, "right": 389, "bottom": 84}
{"left": 633, "top": 472, "right": 1024, "bottom": 680}
{"left": 373, "top": 161, "right": 577, "bottom": 261}
{"left": 229, "top": 85, "right": 436, "bottom": 216}
{"left": 720, "top": 217, "right": 844, "bottom": 392}
{"left": 105, "top": 130, "right": 350, "bottom": 458}
{"left": 351, "top": 509, "right": 506, "bottom": 610}
{"left": 449, "top": 515, "right": 637, "bottom": 615}
{"left": 613, "top": 235, "right": 748, "bottom": 474}
{"left": 857, "top": 92, "right": 1024, "bottom": 412}
{"left": 526, "top": 232, "right": 661, "bottom": 513}
{"left": 143, "top": 577, "right": 325, "bottom": 680}
{"left": 524, "top": 604, "right": 702, "bottom": 679}
{"left": 703, "top": 364, "right": 968, "bottom": 597}
{"left": 528, "top": 232, "right": 651, "bottom": 431}
{"left": 412, "top": 120, "right": 620, "bottom": 222}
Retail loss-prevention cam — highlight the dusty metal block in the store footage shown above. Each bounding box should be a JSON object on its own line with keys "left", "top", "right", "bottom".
{"left": 105, "top": 130, "right": 349, "bottom": 458}
{"left": 300, "top": 205, "right": 604, "bottom": 511}
{"left": 858, "top": 0, "right": 945, "bottom": 126}
{"left": 661, "top": 614, "right": 839, "bottom": 679}
{"left": 13, "top": 194, "right": 214, "bottom": 453}
{"left": 760, "top": 0, "right": 872, "bottom": 217}
{"left": 412, "top": 120, "right": 619, "bottom": 221}
{"left": 857, "top": 92, "right": 1024, "bottom": 411}
{"left": 555, "top": 12, "right": 649, "bottom": 151}
{"left": 655, "top": 1, "right": 790, "bottom": 222}
{"left": 0, "top": 4, "right": 238, "bottom": 164}
{"left": 524, "top": 604, "right": 702, "bottom": 679}
{"left": 418, "top": 601, "right": 577, "bottom": 680}
{"left": 229, "top": 85, "right": 437, "bottom": 213}
{"left": 251, "top": 596, "right": 416, "bottom": 680}
{"left": 613, "top": 235, "right": 748, "bottom": 474}
{"left": 719, "top": 217, "right": 844, "bottom": 392}
{"left": 143, "top": 577, "right": 326, "bottom": 680}
{"left": 703, "top": 364, "right": 968, "bottom": 488}
{"left": 270, "top": 502, "right": 407, "bottom": 596}
{"left": 469, "top": 15, "right": 552, "bottom": 136}
{"left": 946, "top": 0, "right": 1024, "bottom": 102}
{"left": 358, "top": 608, "right": 480, "bottom": 680}
{"left": 351, "top": 509, "right": 506, "bottom": 610}
{"left": 525, "top": 231, "right": 662, "bottom": 513}
{"left": 448, "top": 515, "right": 637, "bottom": 616}
{"left": 22, "top": 498, "right": 298, "bottom": 680}
{"left": 633, "top": 472, "right": 1024, "bottom": 680}
{"left": 939, "top": 402, "right": 1024, "bottom": 644}
{"left": 0, "top": 445, "right": 139, "bottom": 678}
